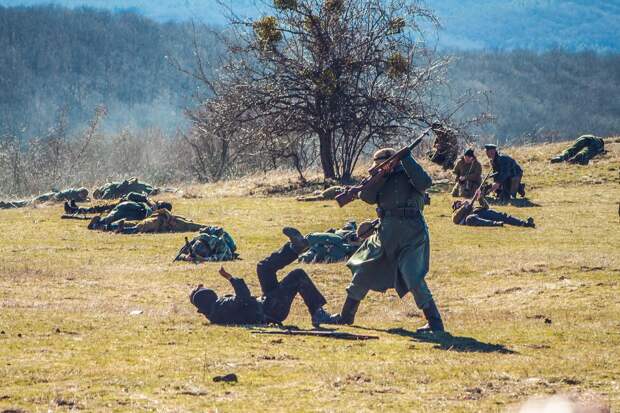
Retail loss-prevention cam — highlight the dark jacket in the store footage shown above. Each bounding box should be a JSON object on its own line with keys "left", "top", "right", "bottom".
{"left": 492, "top": 153, "right": 523, "bottom": 183}
{"left": 205, "top": 277, "right": 264, "bottom": 325}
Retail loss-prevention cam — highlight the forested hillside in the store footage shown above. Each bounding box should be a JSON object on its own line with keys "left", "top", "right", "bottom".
{"left": 0, "top": 5, "right": 218, "bottom": 137}
{"left": 1, "top": 5, "right": 619, "bottom": 141}
{"left": 4, "top": 0, "right": 620, "bottom": 51}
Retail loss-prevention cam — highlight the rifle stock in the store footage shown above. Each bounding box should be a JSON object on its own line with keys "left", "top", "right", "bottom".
{"left": 335, "top": 127, "right": 432, "bottom": 208}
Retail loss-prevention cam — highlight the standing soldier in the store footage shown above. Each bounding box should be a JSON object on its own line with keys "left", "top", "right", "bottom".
{"left": 429, "top": 123, "right": 459, "bottom": 170}
{"left": 485, "top": 144, "right": 526, "bottom": 202}
{"left": 323, "top": 147, "right": 444, "bottom": 332}
{"left": 451, "top": 148, "right": 482, "bottom": 198}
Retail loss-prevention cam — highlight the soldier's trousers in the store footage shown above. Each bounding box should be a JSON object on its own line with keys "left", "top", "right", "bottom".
{"left": 257, "top": 243, "right": 327, "bottom": 323}
{"left": 497, "top": 175, "right": 522, "bottom": 201}
{"left": 465, "top": 209, "right": 527, "bottom": 227}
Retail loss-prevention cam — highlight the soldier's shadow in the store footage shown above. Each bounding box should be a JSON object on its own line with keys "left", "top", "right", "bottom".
{"left": 487, "top": 198, "right": 541, "bottom": 208}
{"left": 356, "top": 326, "right": 517, "bottom": 354}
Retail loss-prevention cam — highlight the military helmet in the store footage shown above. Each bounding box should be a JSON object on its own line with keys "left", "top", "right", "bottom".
{"left": 372, "top": 148, "right": 396, "bottom": 167}
{"left": 190, "top": 286, "right": 218, "bottom": 315}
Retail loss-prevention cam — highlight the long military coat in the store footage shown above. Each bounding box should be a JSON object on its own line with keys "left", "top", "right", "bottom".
{"left": 346, "top": 154, "right": 433, "bottom": 304}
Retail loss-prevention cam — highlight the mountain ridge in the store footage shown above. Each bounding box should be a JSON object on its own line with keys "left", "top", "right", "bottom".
{"left": 0, "top": 0, "right": 619, "bottom": 51}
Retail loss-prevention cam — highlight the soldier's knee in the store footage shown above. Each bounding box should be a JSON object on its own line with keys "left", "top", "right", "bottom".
{"left": 464, "top": 215, "right": 478, "bottom": 226}
{"left": 289, "top": 268, "right": 309, "bottom": 282}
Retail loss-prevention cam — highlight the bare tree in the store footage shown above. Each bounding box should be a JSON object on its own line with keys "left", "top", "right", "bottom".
{"left": 186, "top": 0, "right": 453, "bottom": 181}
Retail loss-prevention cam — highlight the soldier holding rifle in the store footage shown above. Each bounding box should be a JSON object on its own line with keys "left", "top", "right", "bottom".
{"left": 323, "top": 128, "right": 445, "bottom": 333}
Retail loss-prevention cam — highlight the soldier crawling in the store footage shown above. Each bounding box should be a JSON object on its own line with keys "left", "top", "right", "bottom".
{"left": 189, "top": 228, "right": 333, "bottom": 327}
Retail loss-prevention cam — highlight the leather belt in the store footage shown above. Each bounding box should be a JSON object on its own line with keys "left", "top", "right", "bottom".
{"left": 376, "top": 207, "right": 420, "bottom": 219}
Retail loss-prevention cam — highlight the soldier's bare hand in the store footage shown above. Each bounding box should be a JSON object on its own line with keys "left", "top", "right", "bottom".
{"left": 219, "top": 266, "right": 232, "bottom": 280}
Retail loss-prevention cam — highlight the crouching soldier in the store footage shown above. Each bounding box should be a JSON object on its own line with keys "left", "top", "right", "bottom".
{"left": 485, "top": 144, "right": 526, "bottom": 202}
{"left": 452, "top": 194, "right": 535, "bottom": 228}
{"left": 451, "top": 148, "right": 482, "bottom": 198}
{"left": 429, "top": 123, "right": 459, "bottom": 170}
{"left": 550, "top": 135, "right": 605, "bottom": 165}
{"left": 189, "top": 228, "right": 332, "bottom": 327}
{"left": 321, "top": 147, "right": 445, "bottom": 333}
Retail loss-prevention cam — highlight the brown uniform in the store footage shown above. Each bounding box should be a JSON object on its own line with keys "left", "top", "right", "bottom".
{"left": 451, "top": 158, "right": 482, "bottom": 198}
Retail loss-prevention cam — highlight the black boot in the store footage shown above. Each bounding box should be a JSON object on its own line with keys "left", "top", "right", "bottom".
{"left": 417, "top": 299, "right": 445, "bottom": 333}
{"left": 517, "top": 183, "right": 526, "bottom": 198}
{"left": 282, "top": 227, "right": 309, "bottom": 254}
{"left": 322, "top": 297, "right": 360, "bottom": 325}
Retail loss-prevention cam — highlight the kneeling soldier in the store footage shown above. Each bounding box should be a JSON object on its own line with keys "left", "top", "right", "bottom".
{"left": 189, "top": 228, "right": 332, "bottom": 327}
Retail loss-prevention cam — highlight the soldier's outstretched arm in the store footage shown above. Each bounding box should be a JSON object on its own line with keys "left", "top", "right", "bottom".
{"left": 401, "top": 152, "right": 432, "bottom": 191}
{"left": 220, "top": 266, "right": 252, "bottom": 298}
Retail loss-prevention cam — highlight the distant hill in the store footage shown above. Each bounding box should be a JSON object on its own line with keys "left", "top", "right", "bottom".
{"left": 1, "top": 0, "right": 619, "bottom": 51}
{"left": 0, "top": 5, "right": 619, "bottom": 141}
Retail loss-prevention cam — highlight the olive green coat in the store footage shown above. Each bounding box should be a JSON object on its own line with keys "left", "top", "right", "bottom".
{"left": 346, "top": 154, "right": 434, "bottom": 309}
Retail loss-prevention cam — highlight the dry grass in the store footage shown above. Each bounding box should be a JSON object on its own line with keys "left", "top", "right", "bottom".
{"left": 0, "top": 138, "right": 619, "bottom": 412}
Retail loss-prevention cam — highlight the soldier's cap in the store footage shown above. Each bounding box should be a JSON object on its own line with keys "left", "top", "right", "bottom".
{"left": 484, "top": 144, "right": 498, "bottom": 150}
{"left": 464, "top": 148, "right": 475, "bottom": 157}
{"left": 190, "top": 286, "right": 217, "bottom": 314}
{"left": 373, "top": 148, "right": 396, "bottom": 162}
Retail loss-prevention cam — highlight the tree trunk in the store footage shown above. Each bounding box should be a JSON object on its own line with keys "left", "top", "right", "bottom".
{"left": 318, "top": 131, "right": 336, "bottom": 180}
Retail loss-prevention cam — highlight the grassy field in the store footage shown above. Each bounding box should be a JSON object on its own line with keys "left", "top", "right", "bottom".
{"left": 1, "top": 140, "right": 619, "bottom": 412}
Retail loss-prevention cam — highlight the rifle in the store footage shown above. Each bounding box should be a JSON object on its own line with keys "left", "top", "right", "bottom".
{"left": 61, "top": 214, "right": 91, "bottom": 220}
{"left": 251, "top": 329, "right": 379, "bottom": 341}
{"left": 335, "top": 127, "right": 433, "bottom": 208}
{"left": 173, "top": 236, "right": 193, "bottom": 263}
{"left": 470, "top": 169, "right": 495, "bottom": 203}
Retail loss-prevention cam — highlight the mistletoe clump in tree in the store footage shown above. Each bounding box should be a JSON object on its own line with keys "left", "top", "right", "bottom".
{"left": 194, "top": 0, "right": 451, "bottom": 181}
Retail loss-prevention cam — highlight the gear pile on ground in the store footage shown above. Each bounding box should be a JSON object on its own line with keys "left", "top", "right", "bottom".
{"left": 175, "top": 226, "right": 238, "bottom": 262}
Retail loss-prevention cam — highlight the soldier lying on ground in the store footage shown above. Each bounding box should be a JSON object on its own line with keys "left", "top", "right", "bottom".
{"left": 550, "top": 135, "right": 606, "bottom": 165}
{"left": 452, "top": 194, "right": 535, "bottom": 228}
{"left": 485, "top": 144, "right": 526, "bottom": 203}
{"left": 92, "top": 177, "right": 157, "bottom": 200}
{"left": 320, "top": 146, "right": 445, "bottom": 333}
{"left": 175, "top": 226, "right": 238, "bottom": 262}
{"left": 64, "top": 191, "right": 154, "bottom": 215}
{"left": 87, "top": 196, "right": 172, "bottom": 230}
{"left": 451, "top": 148, "right": 482, "bottom": 198}
{"left": 298, "top": 220, "right": 376, "bottom": 264}
{"left": 428, "top": 122, "right": 459, "bottom": 170}
{"left": 296, "top": 185, "right": 346, "bottom": 202}
{"left": 108, "top": 209, "right": 208, "bottom": 234}
{"left": 189, "top": 227, "right": 333, "bottom": 327}
{"left": 1, "top": 187, "right": 89, "bottom": 210}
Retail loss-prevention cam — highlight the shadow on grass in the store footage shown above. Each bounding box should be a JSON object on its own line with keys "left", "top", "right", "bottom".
{"left": 487, "top": 197, "right": 541, "bottom": 208}
{"left": 355, "top": 326, "right": 517, "bottom": 354}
